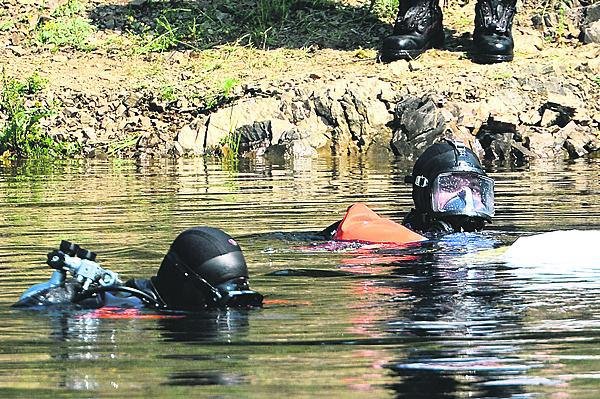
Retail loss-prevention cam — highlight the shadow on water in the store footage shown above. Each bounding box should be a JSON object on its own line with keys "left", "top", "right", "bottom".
{"left": 88, "top": 0, "right": 391, "bottom": 51}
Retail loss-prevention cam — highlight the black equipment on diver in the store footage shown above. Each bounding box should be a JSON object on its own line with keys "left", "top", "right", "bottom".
{"left": 150, "top": 227, "right": 264, "bottom": 310}
{"left": 47, "top": 240, "right": 121, "bottom": 291}
{"left": 14, "top": 240, "right": 128, "bottom": 307}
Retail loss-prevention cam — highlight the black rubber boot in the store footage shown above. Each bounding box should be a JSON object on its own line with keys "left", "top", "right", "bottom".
{"left": 380, "top": 0, "right": 444, "bottom": 62}
{"left": 471, "top": 0, "right": 517, "bottom": 63}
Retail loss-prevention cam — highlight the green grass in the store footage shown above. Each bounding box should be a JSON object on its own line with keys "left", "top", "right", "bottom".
{"left": 204, "top": 77, "right": 240, "bottom": 110}
{"left": 107, "top": 134, "right": 141, "bottom": 156}
{"left": 0, "top": 72, "right": 78, "bottom": 159}
{"left": 158, "top": 85, "right": 178, "bottom": 102}
{"left": 371, "top": 0, "right": 399, "bottom": 19}
{"left": 117, "top": 0, "right": 388, "bottom": 53}
{"left": 4, "top": 0, "right": 394, "bottom": 54}
{"left": 0, "top": 19, "right": 14, "bottom": 31}
{"left": 36, "top": 0, "right": 96, "bottom": 51}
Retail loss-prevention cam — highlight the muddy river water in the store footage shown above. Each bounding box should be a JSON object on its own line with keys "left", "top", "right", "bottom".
{"left": 0, "top": 155, "right": 598, "bottom": 398}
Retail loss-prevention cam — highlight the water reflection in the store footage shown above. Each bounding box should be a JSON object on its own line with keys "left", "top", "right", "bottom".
{"left": 158, "top": 310, "right": 251, "bottom": 343}
{"left": 0, "top": 156, "right": 599, "bottom": 397}
{"left": 383, "top": 252, "right": 532, "bottom": 399}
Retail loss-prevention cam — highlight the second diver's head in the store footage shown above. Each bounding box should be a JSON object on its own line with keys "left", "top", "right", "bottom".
{"left": 405, "top": 140, "right": 495, "bottom": 232}
{"left": 151, "top": 227, "right": 263, "bottom": 310}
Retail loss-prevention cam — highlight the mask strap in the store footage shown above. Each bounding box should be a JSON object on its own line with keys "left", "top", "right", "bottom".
{"left": 445, "top": 139, "right": 467, "bottom": 167}
{"left": 169, "top": 253, "right": 223, "bottom": 304}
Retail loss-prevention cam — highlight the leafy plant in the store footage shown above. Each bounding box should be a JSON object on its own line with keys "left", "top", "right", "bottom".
{"left": 221, "top": 77, "right": 239, "bottom": 98}
{"left": 205, "top": 77, "right": 239, "bottom": 110}
{"left": 0, "top": 72, "right": 75, "bottom": 158}
{"left": 52, "top": 0, "right": 86, "bottom": 17}
{"left": 371, "top": 0, "right": 399, "bottom": 19}
{"left": 136, "top": 15, "right": 180, "bottom": 53}
{"left": 221, "top": 131, "right": 242, "bottom": 161}
{"left": 36, "top": 0, "right": 95, "bottom": 51}
{"left": 0, "top": 19, "right": 14, "bottom": 31}
{"left": 538, "top": 0, "right": 572, "bottom": 43}
{"left": 159, "top": 85, "right": 178, "bottom": 102}
{"left": 218, "top": 106, "right": 242, "bottom": 165}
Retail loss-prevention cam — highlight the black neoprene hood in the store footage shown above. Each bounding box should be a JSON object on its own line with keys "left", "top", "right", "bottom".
{"left": 406, "top": 140, "right": 489, "bottom": 217}
{"left": 152, "top": 227, "right": 249, "bottom": 309}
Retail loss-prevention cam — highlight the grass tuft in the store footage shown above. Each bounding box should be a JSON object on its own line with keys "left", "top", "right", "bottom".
{"left": 0, "top": 71, "right": 78, "bottom": 159}
{"left": 36, "top": 0, "right": 96, "bottom": 51}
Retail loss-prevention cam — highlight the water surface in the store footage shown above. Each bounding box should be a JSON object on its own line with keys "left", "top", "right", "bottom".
{"left": 0, "top": 156, "right": 598, "bottom": 398}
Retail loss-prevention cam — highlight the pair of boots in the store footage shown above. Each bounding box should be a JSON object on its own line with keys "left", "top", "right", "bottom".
{"left": 381, "top": 0, "right": 517, "bottom": 64}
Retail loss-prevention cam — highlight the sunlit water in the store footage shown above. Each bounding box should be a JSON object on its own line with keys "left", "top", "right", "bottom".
{"left": 0, "top": 155, "right": 598, "bottom": 398}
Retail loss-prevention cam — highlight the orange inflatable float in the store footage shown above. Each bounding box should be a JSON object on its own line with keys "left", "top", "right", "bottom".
{"left": 333, "top": 203, "right": 427, "bottom": 245}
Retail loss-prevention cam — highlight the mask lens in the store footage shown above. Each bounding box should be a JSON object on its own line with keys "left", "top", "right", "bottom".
{"left": 431, "top": 173, "right": 494, "bottom": 217}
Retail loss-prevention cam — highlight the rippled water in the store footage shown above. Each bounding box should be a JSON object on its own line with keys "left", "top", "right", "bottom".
{"left": 0, "top": 155, "right": 598, "bottom": 398}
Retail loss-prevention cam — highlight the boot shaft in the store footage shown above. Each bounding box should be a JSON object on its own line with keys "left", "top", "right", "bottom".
{"left": 474, "top": 0, "right": 517, "bottom": 34}
{"left": 397, "top": 0, "right": 441, "bottom": 16}
{"left": 394, "top": 0, "right": 443, "bottom": 35}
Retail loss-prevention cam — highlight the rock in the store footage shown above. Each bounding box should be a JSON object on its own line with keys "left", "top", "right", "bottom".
{"left": 176, "top": 124, "right": 203, "bottom": 154}
{"left": 519, "top": 110, "right": 542, "bottom": 126}
{"left": 280, "top": 100, "right": 310, "bottom": 123}
{"left": 539, "top": 88, "right": 582, "bottom": 128}
{"left": 587, "top": 57, "right": 600, "bottom": 74}
{"left": 584, "top": 3, "right": 600, "bottom": 24}
{"left": 63, "top": 107, "right": 79, "bottom": 117}
{"left": 97, "top": 105, "right": 110, "bottom": 116}
{"left": 269, "top": 118, "right": 295, "bottom": 144}
{"left": 82, "top": 126, "right": 97, "bottom": 142}
{"left": 236, "top": 121, "right": 271, "bottom": 153}
{"left": 80, "top": 112, "right": 95, "bottom": 127}
{"left": 541, "top": 109, "right": 561, "bottom": 127}
{"left": 408, "top": 61, "right": 423, "bottom": 72}
{"left": 480, "top": 131, "right": 514, "bottom": 162}
{"left": 9, "top": 46, "right": 27, "bottom": 56}
{"left": 563, "top": 122, "right": 600, "bottom": 158}
{"left": 520, "top": 126, "right": 565, "bottom": 159}
{"left": 582, "top": 21, "right": 600, "bottom": 43}
{"left": 116, "top": 103, "right": 127, "bottom": 116}
{"left": 452, "top": 102, "right": 489, "bottom": 132}
{"left": 205, "top": 97, "right": 282, "bottom": 150}
{"left": 140, "top": 116, "right": 152, "bottom": 129}
{"left": 390, "top": 95, "right": 446, "bottom": 156}
{"left": 546, "top": 92, "right": 584, "bottom": 111}
{"left": 123, "top": 92, "right": 143, "bottom": 108}
{"left": 486, "top": 89, "right": 526, "bottom": 127}
{"left": 273, "top": 129, "right": 318, "bottom": 159}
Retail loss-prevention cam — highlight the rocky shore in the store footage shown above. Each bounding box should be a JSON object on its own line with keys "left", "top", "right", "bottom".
{"left": 1, "top": 0, "right": 599, "bottom": 164}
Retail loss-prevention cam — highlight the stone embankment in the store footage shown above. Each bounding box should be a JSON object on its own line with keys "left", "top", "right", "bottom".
{"left": 1, "top": 0, "right": 600, "bottom": 163}
{"left": 42, "top": 55, "right": 600, "bottom": 164}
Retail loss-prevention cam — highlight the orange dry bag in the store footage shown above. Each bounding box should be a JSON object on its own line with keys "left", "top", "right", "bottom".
{"left": 332, "top": 203, "right": 427, "bottom": 245}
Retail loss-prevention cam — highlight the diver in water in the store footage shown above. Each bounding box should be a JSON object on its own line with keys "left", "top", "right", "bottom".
{"left": 322, "top": 139, "right": 495, "bottom": 243}
{"left": 14, "top": 226, "right": 263, "bottom": 310}
{"left": 403, "top": 139, "right": 495, "bottom": 235}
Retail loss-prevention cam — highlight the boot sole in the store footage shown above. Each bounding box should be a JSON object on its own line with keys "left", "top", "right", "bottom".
{"left": 380, "top": 33, "right": 444, "bottom": 63}
{"left": 380, "top": 49, "right": 427, "bottom": 62}
{"left": 470, "top": 53, "right": 513, "bottom": 64}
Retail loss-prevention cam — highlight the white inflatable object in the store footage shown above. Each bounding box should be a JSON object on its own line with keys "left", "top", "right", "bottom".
{"left": 503, "top": 230, "right": 600, "bottom": 269}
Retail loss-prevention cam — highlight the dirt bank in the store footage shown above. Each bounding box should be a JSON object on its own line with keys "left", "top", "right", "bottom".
{"left": 1, "top": 0, "right": 599, "bottom": 163}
